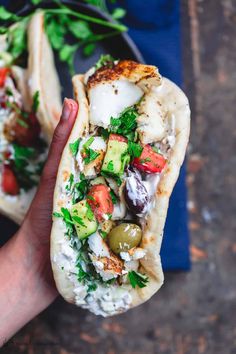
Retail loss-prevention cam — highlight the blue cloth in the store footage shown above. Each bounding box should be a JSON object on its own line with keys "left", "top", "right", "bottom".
{"left": 116, "top": 0, "right": 190, "bottom": 270}
{"left": 2, "top": 0, "right": 190, "bottom": 270}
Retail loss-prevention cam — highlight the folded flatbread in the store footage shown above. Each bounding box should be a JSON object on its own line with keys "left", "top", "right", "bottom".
{"left": 51, "top": 60, "right": 190, "bottom": 316}
{"left": 0, "top": 12, "right": 61, "bottom": 224}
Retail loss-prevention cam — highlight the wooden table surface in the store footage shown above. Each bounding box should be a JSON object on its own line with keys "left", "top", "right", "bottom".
{"left": 2, "top": 1, "right": 236, "bottom": 353}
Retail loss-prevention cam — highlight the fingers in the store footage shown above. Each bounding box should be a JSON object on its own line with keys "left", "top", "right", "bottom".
{"left": 22, "top": 99, "right": 78, "bottom": 243}
{"left": 42, "top": 98, "right": 78, "bottom": 183}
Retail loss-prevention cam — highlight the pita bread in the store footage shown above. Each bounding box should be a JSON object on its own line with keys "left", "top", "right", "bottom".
{"left": 0, "top": 12, "right": 61, "bottom": 225}
{"left": 27, "top": 11, "right": 62, "bottom": 143}
{"left": 51, "top": 62, "right": 190, "bottom": 315}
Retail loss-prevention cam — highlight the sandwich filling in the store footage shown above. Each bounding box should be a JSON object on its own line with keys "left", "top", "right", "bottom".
{"left": 53, "top": 59, "right": 176, "bottom": 316}
{"left": 0, "top": 66, "right": 47, "bottom": 200}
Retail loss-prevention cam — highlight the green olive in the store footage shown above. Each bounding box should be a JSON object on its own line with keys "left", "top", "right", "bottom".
{"left": 108, "top": 223, "right": 142, "bottom": 255}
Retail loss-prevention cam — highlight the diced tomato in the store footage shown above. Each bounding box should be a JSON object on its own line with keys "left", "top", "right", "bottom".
{"left": 87, "top": 184, "right": 114, "bottom": 222}
{"left": 3, "top": 150, "right": 11, "bottom": 161}
{"left": 133, "top": 145, "right": 166, "bottom": 173}
{"left": 0, "top": 96, "right": 7, "bottom": 108}
{"left": 109, "top": 133, "right": 127, "bottom": 143}
{"left": 0, "top": 68, "right": 9, "bottom": 88}
{"left": 1, "top": 165, "right": 19, "bottom": 195}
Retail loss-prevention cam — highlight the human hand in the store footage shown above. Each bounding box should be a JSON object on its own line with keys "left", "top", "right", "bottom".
{"left": 0, "top": 98, "right": 78, "bottom": 345}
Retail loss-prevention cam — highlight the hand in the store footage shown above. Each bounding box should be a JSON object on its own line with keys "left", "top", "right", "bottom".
{"left": 0, "top": 98, "right": 78, "bottom": 346}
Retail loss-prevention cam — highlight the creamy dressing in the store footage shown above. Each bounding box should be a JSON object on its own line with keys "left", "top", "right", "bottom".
{"left": 53, "top": 227, "right": 132, "bottom": 316}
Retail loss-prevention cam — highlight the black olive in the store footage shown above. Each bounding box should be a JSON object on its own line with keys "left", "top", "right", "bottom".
{"left": 124, "top": 168, "right": 149, "bottom": 215}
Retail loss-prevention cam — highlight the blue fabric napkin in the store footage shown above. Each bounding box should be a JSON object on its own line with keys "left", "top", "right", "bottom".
{"left": 2, "top": 0, "right": 190, "bottom": 270}
{"left": 116, "top": 0, "right": 190, "bottom": 270}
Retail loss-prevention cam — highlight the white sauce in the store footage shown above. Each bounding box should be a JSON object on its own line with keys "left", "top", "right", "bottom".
{"left": 88, "top": 80, "right": 143, "bottom": 128}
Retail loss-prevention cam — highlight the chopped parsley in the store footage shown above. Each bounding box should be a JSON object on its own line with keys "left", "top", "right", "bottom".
{"left": 32, "top": 90, "right": 40, "bottom": 113}
{"left": 128, "top": 271, "right": 149, "bottom": 289}
{"left": 12, "top": 144, "right": 42, "bottom": 191}
{"left": 83, "top": 148, "right": 100, "bottom": 165}
{"left": 107, "top": 160, "right": 114, "bottom": 172}
{"left": 100, "top": 127, "right": 109, "bottom": 140}
{"left": 95, "top": 54, "right": 115, "bottom": 70}
{"left": 83, "top": 137, "right": 94, "bottom": 149}
{"left": 80, "top": 137, "right": 100, "bottom": 165}
{"left": 86, "top": 203, "right": 94, "bottom": 221}
{"left": 109, "top": 105, "right": 139, "bottom": 141}
{"left": 128, "top": 141, "right": 143, "bottom": 159}
{"left": 65, "top": 173, "right": 74, "bottom": 192}
{"left": 110, "top": 190, "right": 118, "bottom": 204}
{"left": 53, "top": 207, "right": 75, "bottom": 238}
{"left": 99, "top": 230, "right": 108, "bottom": 239}
{"left": 72, "top": 215, "right": 86, "bottom": 227}
{"left": 69, "top": 138, "right": 81, "bottom": 157}
{"left": 101, "top": 171, "right": 122, "bottom": 186}
{"left": 16, "top": 118, "right": 29, "bottom": 128}
{"left": 71, "top": 173, "right": 89, "bottom": 204}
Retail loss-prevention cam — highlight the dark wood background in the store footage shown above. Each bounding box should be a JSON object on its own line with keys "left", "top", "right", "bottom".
{"left": 2, "top": 0, "right": 236, "bottom": 353}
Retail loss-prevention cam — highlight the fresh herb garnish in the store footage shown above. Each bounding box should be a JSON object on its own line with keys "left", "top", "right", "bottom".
{"left": 83, "top": 148, "right": 100, "bottom": 165}
{"left": 1, "top": 2, "right": 127, "bottom": 72}
{"left": 109, "top": 105, "right": 139, "bottom": 141}
{"left": 83, "top": 137, "right": 94, "bottom": 150}
{"left": 100, "top": 127, "right": 109, "bottom": 140}
{"left": 72, "top": 173, "right": 89, "bottom": 204}
{"left": 107, "top": 160, "right": 114, "bottom": 172}
{"left": 86, "top": 203, "right": 94, "bottom": 221}
{"left": 5, "top": 87, "right": 13, "bottom": 96}
{"left": 101, "top": 171, "right": 122, "bottom": 186}
{"left": 12, "top": 144, "right": 42, "bottom": 191}
{"left": 128, "top": 141, "right": 143, "bottom": 159}
{"left": 65, "top": 173, "right": 74, "bottom": 192}
{"left": 109, "top": 190, "right": 118, "bottom": 204}
{"left": 84, "top": 1, "right": 126, "bottom": 20}
{"left": 69, "top": 138, "right": 81, "bottom": 157}
{"left": 128, "top": 271, "right": 149, "bottom": 289}
{"left": 16, "top": 118, "right": 29, "bottom": 128}
{"left": 53, "top": 207, "right": 75, "bottom": 238}
{"left": 99, "top": 230, "right": 107, "bottom": 239}
{"left": 31, "top": 0, "right": 42, "bottom": 5}
{"left": 72, "top": 215, "right": 86, "bottom": 227}
{"left": 95, "top": 54, "right": 115, "bottom": 70}
{"left": 80, "top": 137, "right": 100, "bottom": 165}
{"left": 32, "top": 90, "right": 40, "bottom": 113}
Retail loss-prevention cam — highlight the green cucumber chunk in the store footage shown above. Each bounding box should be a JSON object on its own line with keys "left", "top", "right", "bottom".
{"left": 71, "top": 200, "right": 97, "bottom": 239}
{"left": 101, "top": 140, "right": 129, "bottom": 176}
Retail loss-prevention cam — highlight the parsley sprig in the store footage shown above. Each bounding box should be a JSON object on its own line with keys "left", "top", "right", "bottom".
{"left": 0, "top": 2, "right": 127, "bottom": 73}
{"left": 128, "top": 271, "right": 149, "bottom": 289}
{"left": 12, "top": 143, "right": 45, "bottom": 191}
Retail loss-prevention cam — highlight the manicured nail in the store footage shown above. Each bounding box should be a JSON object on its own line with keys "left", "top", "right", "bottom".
{"left": 61, "top": 98, "right": 71, "bottom": 120}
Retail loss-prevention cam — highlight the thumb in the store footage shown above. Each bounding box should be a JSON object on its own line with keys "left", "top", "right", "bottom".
{"left": 42, "top": 98, "right": 78, "bottom": 183}
{"left": 23, "top": 98, "right": 78, "bottom": 241}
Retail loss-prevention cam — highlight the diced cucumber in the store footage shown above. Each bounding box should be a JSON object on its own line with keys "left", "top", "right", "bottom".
{"left": 90, "top": 176, "right": 107, "bottom": 186}
{"left": 71, "top": 200, "right": 97, "bottom": 239}
{"left": 102, "top": 140, "right": 129, "bottom": 176}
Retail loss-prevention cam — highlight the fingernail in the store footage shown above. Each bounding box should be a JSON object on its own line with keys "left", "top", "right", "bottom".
{"left": 61, "top": 98, "right": 71, "bottom": 120}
